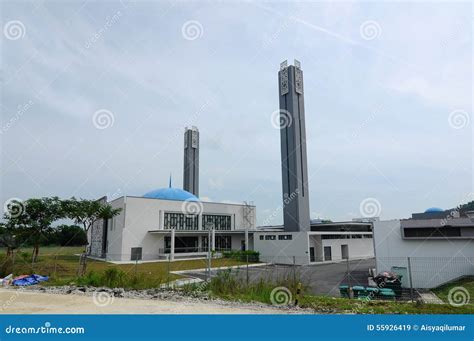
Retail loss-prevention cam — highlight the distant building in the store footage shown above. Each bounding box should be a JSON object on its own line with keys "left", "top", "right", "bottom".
{"left": 373, "top": 208, "right": 474, "bottom": 288}
{"left": 87, "top": 61, "right": 377, "bottom": 265}
{"left": 278, "top": 60, "right": 310, "bottom": 233}
{"left": 183, "top": 126, "right": 199, "bottom": 197}
{"left": 255, "top": 221, "right": 374, "bottom": 265}
{"left": 89, "top": 187, "right": 256, "bottom": 262}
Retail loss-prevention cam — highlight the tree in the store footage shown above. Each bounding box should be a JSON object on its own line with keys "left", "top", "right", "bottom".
{"left": 54, "top": 225, "right": 87, "bottom": 246}
{"left": 63, "top": 198, "right": 121, "bottom": 274}
{"left": 12, "top": 197, "right": 65, "bottom": 262}
{"left": 0, "top": 222, "right": 20, "bottom": 258}
{"left": 459, "top": 200, "right": 474, "bottom": 214}
{"left": 63, "top": 198, "right": 122, "bottom": 241}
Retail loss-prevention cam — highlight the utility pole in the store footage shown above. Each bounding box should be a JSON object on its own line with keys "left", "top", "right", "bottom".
{"left": 246, "top": 254, "right": 249, "bottom": 286}
{"left": 346, "top": 257, "right": 352, "bottom": 299}
{"left": 407, "top": 257, "right": 414, "bottom": 301}
{"left": 293, "top": 256, "right": 296, "bottom": 284}
{"left": 205, "top": 222, "right": 214, "bottom": 282}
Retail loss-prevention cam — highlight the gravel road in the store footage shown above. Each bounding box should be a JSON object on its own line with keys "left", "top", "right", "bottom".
{"left": 0, "top": 287, "right": 311, "bottom": 314}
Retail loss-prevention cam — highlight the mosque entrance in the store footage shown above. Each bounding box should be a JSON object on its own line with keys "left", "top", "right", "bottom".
{"left": 164, "top": 236, "right": 199, "bottom": 253}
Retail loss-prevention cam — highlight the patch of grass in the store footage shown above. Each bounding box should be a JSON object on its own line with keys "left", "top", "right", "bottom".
{"left": 204, "top": 268, "right": 474, "bottom": 314}
{"left": 207, "top": 268, "right": 301, "bottom": 304}
{"left": 75, "top": 268, "right": 165, "bottom": 290}
{"left": 299, "top": 295, "right": 474, "bottom": 314}
{"left": 432, "top": 276, "right": 473, "bottom": 304}
{"left": 0, "top": 246, "right": 254, "bottom": 288}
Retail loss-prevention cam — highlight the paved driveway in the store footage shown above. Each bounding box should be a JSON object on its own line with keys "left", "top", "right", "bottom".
{"left": 299, "top": 258, "right": 375, "bottom": 296}
{"left": 182, "top": 258, "right": 376, "bottom": 297}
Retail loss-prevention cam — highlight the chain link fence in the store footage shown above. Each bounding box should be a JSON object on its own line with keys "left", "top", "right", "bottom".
{"left": 376, "top": 256, "right": 474, "bottom": 289}
{"left": 1, "top": 247, "right": 472, "bottom": 305}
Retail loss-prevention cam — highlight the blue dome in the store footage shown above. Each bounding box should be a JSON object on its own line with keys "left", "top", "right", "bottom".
{"left": 424, "top": 207, "right": 444, "bottom": 213}
{"left": 143, "top": 187, "right": 199, "bottom": 201}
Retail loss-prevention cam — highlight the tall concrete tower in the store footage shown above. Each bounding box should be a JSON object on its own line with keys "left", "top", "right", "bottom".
{"left": 183, "top": 126, "right": 199, "bottom": 197}
{"left": 278, "top": 60, "right": 310, "bottom": 232}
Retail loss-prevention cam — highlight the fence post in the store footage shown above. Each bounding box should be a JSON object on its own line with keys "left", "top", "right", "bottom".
{"left": 346, "top": 257, "right": 352, "bottom": 299}
{"left": 295, "top": 282, "right": 301, "bottom": 306}
{"left": 167, "top": 254, "right": 171, "bottom": 289}
{"left": 293, "top": 256, "right": 296, "bottom": 284}
{"left": 246, "top": 254, "right": 249, "bottom": 286}
{"left": 407, "top": 257, "right": 414, "bottom": 301}
{"left": 54, "top": 254, "right": 57, "bottom": 278}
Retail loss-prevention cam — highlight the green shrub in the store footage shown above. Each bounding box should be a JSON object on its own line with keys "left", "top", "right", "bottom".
{"left": 209, "top": 269, "right": 241, "bottom": 295}
{"left": 77, "top": 268, "right": 164, "bottom": 290}
{"left": 20, "top": 252, "right": 30, "bottom": 262}
{"left": 55, "top": 225, "right": 87, "bottom": 246}
{"left": 103, "top": 268, "right": 126, "bottom": 287}
{"left": 0, "top": 257, "right": 14, "bottom": 277}
{"left": 222, "top": 250, "right": 259, "bottom": 262}
{"left": 78, "top": 270, "right": 102, "bottom": 287}
{"left": 207, "top": 268, "right": 301, "bottom": 305}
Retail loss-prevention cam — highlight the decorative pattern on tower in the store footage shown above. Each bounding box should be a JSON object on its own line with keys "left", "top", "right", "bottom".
{"left": 183, "top": 126, "right": 199, "bottom": 197}
{"left": 278, "top": 60, "right": 310, "bottom": 232}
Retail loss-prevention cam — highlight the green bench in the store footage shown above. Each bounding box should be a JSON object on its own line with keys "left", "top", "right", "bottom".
{"left": 339, "top": 285, "right": 350, "bottom": 298}
{"left": 339, "top": 285, "right": 396, "bottom": 300}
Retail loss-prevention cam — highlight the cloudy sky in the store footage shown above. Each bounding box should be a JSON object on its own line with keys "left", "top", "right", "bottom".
{"left": 1, "top": 0, "right": 472, "bottom": 225}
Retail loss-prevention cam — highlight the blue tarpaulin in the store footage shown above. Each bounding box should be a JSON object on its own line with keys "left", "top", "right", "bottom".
{"left": 12, "top": 274, "right": 48, "bottom": 286}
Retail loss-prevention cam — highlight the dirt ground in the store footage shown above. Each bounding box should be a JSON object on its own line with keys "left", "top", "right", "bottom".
{"left": 0, "top": 289, "right": 302, "bottom": 314}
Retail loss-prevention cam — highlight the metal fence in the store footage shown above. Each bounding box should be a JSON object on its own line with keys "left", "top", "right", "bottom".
{"left": 2, "top": 248, "right": 472, "bottom": 302}
{"left": 376, "top": 256, "right": 474, "bottom": 289}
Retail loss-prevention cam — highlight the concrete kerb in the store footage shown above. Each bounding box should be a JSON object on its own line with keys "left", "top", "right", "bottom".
{"left": 84, "top": 255, "right": 270, "bottom": 266}
{"left": 171, "top": 262, "right": 271, "bottom": 275}
{"left": 164, "top": 263, "right": 271, "bottom": 288}
{"left": 308, "top": 256, "right": 374, "bottom": 266}
{"left": 79, "top": 256, "right": 271, "bottom": 288}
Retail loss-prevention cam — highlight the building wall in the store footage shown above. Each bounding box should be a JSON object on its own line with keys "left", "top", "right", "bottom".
{"left": 107, "top": 196, "right": 256, "bottom": 261}
{"left": 322, "top": 238, "right": 373, "bottom": 260}
{"left": 278, "top": 64, "right": 310, "bottom": 233}
{"left": 230, "top": 234, "right": 245, "bottom": 251}
{"left": 89, "top": 197, "right": 108, "bottom": 258}
{"left": 308, "top": 235, "right": 323, "bottom": 261}
{"left": 254, "top": 231, "right": 309, "bottom": 265}
{"left": 373, "top": 220, "right": 474, "bottom": 288}
{"left": 105, "top": 197, "right": 126, "bottom": 261}
{"left": 183, "top": 127, "right": 199, "bottom": 197}
{"left": 308, "top": 235, "right": 373, "bottom": 262}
